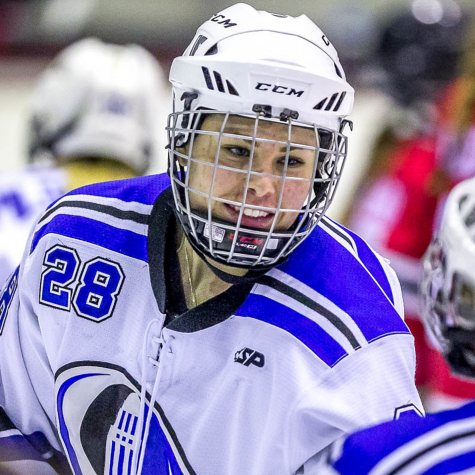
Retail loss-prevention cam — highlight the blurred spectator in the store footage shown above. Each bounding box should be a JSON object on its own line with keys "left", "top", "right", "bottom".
{"left": 343, "top": 0, "right": 475, "bottom": 411}
{"left": 0, "top": 37, "right": 167, "bottom": 285}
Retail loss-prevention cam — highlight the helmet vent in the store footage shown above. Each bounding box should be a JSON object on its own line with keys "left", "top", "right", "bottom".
{"left": 190, "top": 35, "right": 208, "bottom": 56}
{"left": 464, "top": 207, "right": 475, "bottom": 227}
{"left": 201, "top": 66, "right": 239, "bottom": 95}
{"left": 313, "top": 92, "right": 346, "bottom": 112}
{"left": 205, "top": 44, "right": 218, "bottom": 56}
{"left": 333, "top": 92, "right": 346, "bottom": 112}
{"left": 313, "top": 98, "right": 327, "bottom": 110}
{"left": 213, "top": 71, "right": 225, "bottom": 92}
{"left": 226, "top": 80, "right": 239, "bottom": 96}
{"left": 325, "top": 93, "right": 339, "bottom": 111}
{"left": 201, "top": 67, "right": 214, "bottom": 90}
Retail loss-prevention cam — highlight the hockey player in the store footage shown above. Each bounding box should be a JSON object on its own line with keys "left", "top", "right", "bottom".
{"left": 0, "top": 37, "right": 167, "bottom": 286}
{"left": 0, "top": 4, "right": 422, "bottom": 475}
{"left": 320, "top": 176, "right": 475, "bottom": 475}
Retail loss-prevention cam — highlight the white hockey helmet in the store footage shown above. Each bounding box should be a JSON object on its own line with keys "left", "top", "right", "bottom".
{"left": 421, "top": 177, "right": 475, "bottom": 378}
{"left": 29, "top": 37, "right": 166, "bottom": 175}
{"left": 168, "top": 3, "right": 355, "bottom": 269}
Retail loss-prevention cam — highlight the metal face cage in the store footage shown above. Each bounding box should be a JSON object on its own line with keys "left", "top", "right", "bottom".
{"left": 167, "top": 110, "right": 349, "bottom": 268}
{"left": 421, "top": 239, "right": 475, "bottom": 377}
{"left": 421, "top": 240, "right": 450, "bottom": 352}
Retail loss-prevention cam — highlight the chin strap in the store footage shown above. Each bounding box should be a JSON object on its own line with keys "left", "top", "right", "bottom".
{"left": 204, "top": 258, "right": 269, "bottom": 285}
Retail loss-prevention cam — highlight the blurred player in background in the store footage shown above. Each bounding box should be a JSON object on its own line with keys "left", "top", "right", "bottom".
{"left": 320, "top": 176, "right": 475, "bottom": 475}
{"left": 0, "top": 37, "right": 167, "bottom": 286}
{"left": 343, "top": 0, "right": 475, "bottom": 410}
{"left": 0, "top": 4, "right": 422, "bottom": 474}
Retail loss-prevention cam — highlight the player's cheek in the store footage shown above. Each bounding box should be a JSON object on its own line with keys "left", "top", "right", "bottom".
{"left": 279, "top": 181, "right": 309, "bottom": 227}
{"left": 284, "top": 179, "right": 309, "bottom": 209}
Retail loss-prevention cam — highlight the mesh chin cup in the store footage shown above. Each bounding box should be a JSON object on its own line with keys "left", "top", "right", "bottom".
{"left": 167, "top": 110, "right": 349, "bottom": 268}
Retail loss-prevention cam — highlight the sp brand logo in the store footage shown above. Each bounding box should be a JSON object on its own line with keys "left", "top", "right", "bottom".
{"left": 255, "top": 82, "right": 305, "bottom": 97}
{"left": 234, "top": 348, "right": 265, "bottom": 368}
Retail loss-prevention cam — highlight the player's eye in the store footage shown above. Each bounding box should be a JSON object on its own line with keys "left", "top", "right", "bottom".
{"left": 277, "top": 156, "right": 305, "bottom": 168}
{"left": 287, "top": 156, "right": 304, "bottom": 167}
{"left": 223, "top": 145, "right": 250, "bottom": 158}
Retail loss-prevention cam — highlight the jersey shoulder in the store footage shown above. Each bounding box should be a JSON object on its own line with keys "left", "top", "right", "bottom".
{"left": 282, "top": 216, "right": 408, "bottom": 338}
{"left": 64, "top": 173, "right": 170, "bottom": 205}
{"left": 330, "top": 401, "right": 475, "bottom": 475}
{"left": 29, "top": 173, "right": 171, "bottom": 263}
{"left": 235, "top": 216, "right": 410, "bottom": 368}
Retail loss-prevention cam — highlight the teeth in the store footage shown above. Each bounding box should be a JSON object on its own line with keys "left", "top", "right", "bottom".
{"left": 232, "top": 205, "right": 270, "bottom": 218}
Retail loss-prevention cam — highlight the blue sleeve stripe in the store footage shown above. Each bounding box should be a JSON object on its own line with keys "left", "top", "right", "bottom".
{"left": 30, "top": 215, "right": 148, "bottom": 262}
{"left": 257, "top": 275, "right": 361, "bottom": 350}
{"left": 39, "top": 200, "right": 150, "bottom": 226}
{"left": 431, "top": 450, "right": 475, "bottom": 475}
{"left": 331, "top": 221, "right": 394, "bottom": 305}
{"left": 320, "top": 218, "right": 357, "bottom": 254}
{"left": 279, "top": 233, "right": 409, "bottom": 343}
{"left": 332, "top": 407, "right": 475, "bottom": 475}
{"left": 235, "top": 293, "right": 348, "bottom": 367}
{"left": 385, "top": 428, "right": 475, "bottom": 475}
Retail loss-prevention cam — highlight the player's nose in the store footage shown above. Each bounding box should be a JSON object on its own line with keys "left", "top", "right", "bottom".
{"left": 247, "top": 163, "right": 278, "bottom": 199}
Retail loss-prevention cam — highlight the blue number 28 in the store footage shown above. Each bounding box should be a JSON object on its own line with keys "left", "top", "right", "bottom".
{"left": 40, "top": 246, "right": 124, "bottom": 322}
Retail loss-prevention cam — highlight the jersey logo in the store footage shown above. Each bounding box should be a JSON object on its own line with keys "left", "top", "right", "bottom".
{"left": 234, "top": 348, "right": 265, "bottom": 368}
{"left": 0, "top": 266, "right": 19, "bottom": 336}
{"left": 56, "top": 362, "right": 196, "bottom": 475}
{"left": 39, "top": 245, "right": 125, "bottom": 322}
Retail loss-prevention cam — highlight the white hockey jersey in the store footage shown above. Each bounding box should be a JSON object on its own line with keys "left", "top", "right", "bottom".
{"left": 0, "top": 164, "right": 67, "bottom": 285}
{"left": 0, "top": 173, "right": 422, "bottom": 475}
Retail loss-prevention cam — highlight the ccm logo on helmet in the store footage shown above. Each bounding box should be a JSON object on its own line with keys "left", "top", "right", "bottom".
{"left": 255, "top": 83, "right": 305, "bottom": 97}
{"left": 228, "top": 234, "right": 264, "bottom": 250}
{"left": 210, "top": 14, "right": 237, "bottom": 28}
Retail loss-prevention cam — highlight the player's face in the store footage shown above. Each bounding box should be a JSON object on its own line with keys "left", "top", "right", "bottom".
{"left": 184, "top": 114, "right": 318, "bottom": 231}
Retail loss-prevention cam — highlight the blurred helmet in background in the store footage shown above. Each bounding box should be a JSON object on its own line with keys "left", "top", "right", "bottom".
{"left": 28, "top": 37, "right": 167, "bottom": 175}
{"left": 379, "top": 0, "right": 469, "bottom": 107}
{"left": 421, "top": 176, "right": 475, "bottom": 378}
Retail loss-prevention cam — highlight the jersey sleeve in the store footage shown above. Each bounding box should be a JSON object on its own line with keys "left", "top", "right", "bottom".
{"left": 0, "top": 235, "right": 70, "bottom": 473}
{"left": 291, "top": 333, "right": 423, "bottom": 473}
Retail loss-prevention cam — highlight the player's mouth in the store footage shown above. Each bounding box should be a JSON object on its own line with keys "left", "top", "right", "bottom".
{"left": 224, "top": 204, "right": 276, "bottom": 229}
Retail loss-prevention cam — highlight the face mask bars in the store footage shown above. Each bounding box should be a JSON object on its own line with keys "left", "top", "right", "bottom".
{"left": 167, "top": 110, "right": 348, "bottom": 267}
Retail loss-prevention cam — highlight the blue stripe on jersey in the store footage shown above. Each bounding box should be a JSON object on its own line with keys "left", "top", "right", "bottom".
{"left": 50, "top": 173, "right": 171, "bottom": 208}
{"left": 235, "top": 293, "right": 348, "bottom": 367}
{"left": 430, "top": 449, "right": 475, "bottom": 475}
{"left": 30, "top": 215, "right": 148, "bottom": 262}
{"left": 332, "top": 401, "right": 475, "bottom": 475}
{"left": 277, "top": 225, "right": 409, "bottom": 343}
{"left": 331, "top": 220, "right": 394, "bottom": 305}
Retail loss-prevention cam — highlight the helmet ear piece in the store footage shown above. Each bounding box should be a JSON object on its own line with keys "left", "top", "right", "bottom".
{"left": 28, "top": 112, "right": 80, "bottom": 163}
